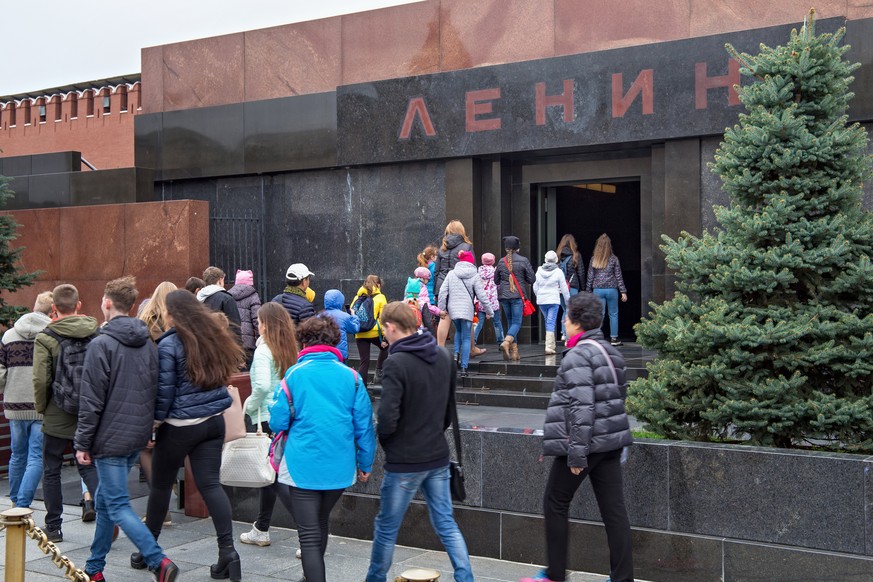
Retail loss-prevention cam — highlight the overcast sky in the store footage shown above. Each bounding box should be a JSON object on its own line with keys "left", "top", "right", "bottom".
{"left": 1, "top": 0, "right": 421, "bottom": 97}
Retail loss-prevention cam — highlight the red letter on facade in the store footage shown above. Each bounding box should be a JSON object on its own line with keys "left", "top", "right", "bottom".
{"left": 611, "top": 70, "right": 654, "bottom": 118}
{"left": 465, "top": 88, "right": 501, "bottom": 132}
{"left": 399, "top": 97, "right": 436, "bottom": 139}
{"left": 535, "top": 80, "right": 574, "bottom": 125}
{"left": 695, "top": 59, "right": 741, "bottom": 109}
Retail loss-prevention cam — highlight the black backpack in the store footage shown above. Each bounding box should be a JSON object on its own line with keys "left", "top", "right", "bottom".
{"left": 352, "top": 294, "right": 378, "bottom": 332}
{"left": 561, "top": 255, "right": 576, "bottom": 287}
{"left": 42, "top": 329, "right": 99, "bottom": 415}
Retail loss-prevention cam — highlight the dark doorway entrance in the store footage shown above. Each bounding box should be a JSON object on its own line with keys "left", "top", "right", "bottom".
{"left": 551, "top": 181, "right": 642, "bottom": 340}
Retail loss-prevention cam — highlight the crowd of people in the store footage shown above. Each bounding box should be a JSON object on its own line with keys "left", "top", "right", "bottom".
{"left": 0, "top": 219, "right": 634, "bottom": 582}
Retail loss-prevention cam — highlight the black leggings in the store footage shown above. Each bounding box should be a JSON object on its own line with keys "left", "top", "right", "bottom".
{"left": 146, "top": 415, "right": 234, "bottom": 547}
{"left": 356, "top": 337, "right": 388, "bottom": 383}
{"left": 254, "top": 422, "right": 294, "bottom": 531}
{"left": 287, "top": 485, "right": 345, "bottom": 582}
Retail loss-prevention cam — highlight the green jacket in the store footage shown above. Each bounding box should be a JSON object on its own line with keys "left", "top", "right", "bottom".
{"left": 33, "top": 315, "right": 99, "bottom": 439}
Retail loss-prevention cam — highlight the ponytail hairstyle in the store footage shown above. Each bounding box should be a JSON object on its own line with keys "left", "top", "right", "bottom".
{"left": 164, "top": 290, "right": 245, "bottom": 389}
{"left": 441, "top": 220, "right": 472, "bottom": 251}
{"left": 505, "top": 249, "right": 516, "bottom": 293}
{"left": 257, "top": 302, "right": 299, "bottom": 377}
{"left": 556, "top": 234, "right": 579, "bottom": 268}
{"left": 417, "top": 245, "right": 438, "bottom": 267}
{"left": 592, "top": 233, "right": 614, "bottom": 270}
{"left": 363, "top": 274, "right": 382, "bottom": 296}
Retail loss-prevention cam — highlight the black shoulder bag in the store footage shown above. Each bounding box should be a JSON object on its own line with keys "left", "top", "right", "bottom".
{"left": 449, "top": 364, "right": 466, "bottom": 502}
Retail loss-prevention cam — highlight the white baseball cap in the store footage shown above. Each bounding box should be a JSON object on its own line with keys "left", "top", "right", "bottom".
{"left": 285, "top": 263, "right": 314, "bottom": 281}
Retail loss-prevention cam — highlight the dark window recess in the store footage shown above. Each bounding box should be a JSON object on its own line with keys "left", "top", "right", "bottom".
{"left": 8, "top": 107, "right": 16, "bottom": 126}
{"left": 85, "top": 93, "right": 94, "bottom": 116}
{"left": 53, "top": 99, "right": 61, "bottom": 121}
{"left": 39, "top": 105, "right": 46, "bottom": 122}
{"left": 70, "top": 95, "right": 78, "bottom": 118}
{"left": 23, "top": 102, "right": 31, "bottom": 125}
{"left": 120, "top": 91, "right": 128, "bottom": 112}
{"left": 102, "top": 96, "right": 111, "bottom": 114}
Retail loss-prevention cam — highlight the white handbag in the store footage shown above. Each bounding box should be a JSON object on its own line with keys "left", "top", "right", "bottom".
{"left": 219, "top": 409, "right": 275, "bottom": 488}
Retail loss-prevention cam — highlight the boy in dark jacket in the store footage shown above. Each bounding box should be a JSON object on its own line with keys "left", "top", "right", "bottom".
{"left": 197, "top": 267, "right": 242, "bottom": 339}
{"left": 365, "top": 302, "right": 473, "bottom": 582}
{"left": 33, "top": 283, "right": 100, "bottom": 542}
{"left": 75, "top": 276, "right": 179, "bottom": 582}
{"left": 272, "top": 263, "right": 316, "bottom": 324}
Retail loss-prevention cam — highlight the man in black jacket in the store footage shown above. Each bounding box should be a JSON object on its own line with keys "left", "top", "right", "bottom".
{"left": 365, "top": 302, "right": 473, "bottom": 582}
{"left": 271, "top": 263, "right": 316, "bottom": 324}
{"left": 74, "top": 276, "right": 179, "bottom": 582}
{"left": 197, "top": 267, "right": 242, "bottom": 338}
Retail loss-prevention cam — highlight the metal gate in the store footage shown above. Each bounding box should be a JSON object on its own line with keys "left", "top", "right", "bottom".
{"left": 209, "top": 207, "right": 268, "bottom": 301}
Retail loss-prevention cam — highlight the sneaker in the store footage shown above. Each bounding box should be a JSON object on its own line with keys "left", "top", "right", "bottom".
{"left": 239, "top": 522, "right": 271, "bottom": 546}
{"left": 610, "top": 337, "right": 623, "bottom": 346}
{"left": 375, "top": 368, "right": 384, "bottom": 382}
{"left": 45, "top": 527, "right": 63, "bottom": 543}
{"left": 88, "top": 572, "right": 105, "bottom": 582}
{"left": 130, "top": 551, "right": 147, "bottom": 570}
{"left": 519, "top": 570, "right": 554, "bottom": 582}
{"left": 82, "top": 498, "right": 96, "bottom": 522}
{"left": 151, "top": 557, "right": 179, "bottom": 582}
{"left": 459, "top": 368, "right": 469, "bottom": 378}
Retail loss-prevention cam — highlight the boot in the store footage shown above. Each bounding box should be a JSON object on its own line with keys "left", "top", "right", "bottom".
{"left": 210, "top": 545, "right": 241, "bottom": 581}
{"left": 545, "top": 332, "right": 556, "bottom": 355}
{"left": 470, "top": 342, "right": 487, "bottom": 358}
{"left": 510, "top": 340, "right": 521, "bottom": 361}
{"left": 500, "top": 336, "right": 514, "bottom": 361}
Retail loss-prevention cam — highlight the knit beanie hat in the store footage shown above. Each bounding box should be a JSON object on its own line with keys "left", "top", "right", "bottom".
{"left": 458, "top": 250, "right": 475, "bottom": 264}
{"left": 235, "top": 269, "right": 254, "bottom": 286}
{"left": 544, "top": 251, "right": 559, "bottom": 264}
{"left": 414, "top": 266, "right": 431, "bottom": 280}
{"left": 481, "top": 252, "right": 495, "bottom": 266}
{"left": 503, "top": 235, "right": 521, "bottom": 251}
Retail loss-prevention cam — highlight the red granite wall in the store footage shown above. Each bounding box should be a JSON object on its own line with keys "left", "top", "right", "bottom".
{"left": 0, "top": 199, "right": 209, "bottom": 319}
{"left": 141, "top": 0, "right": 873, "bottom": 114}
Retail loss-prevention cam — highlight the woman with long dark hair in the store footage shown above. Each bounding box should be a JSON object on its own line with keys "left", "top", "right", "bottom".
{"left": 136, "top": 290, "right": 245, "bottom": 581}
{"left": 270, "top": 316, "right": 375, "bottom": 582}
{"left": 239, "top": 302, "right": 299, "bottom": 547}
{"left": 555, "top": 234, "right": 586, "bottom": 341}
{"left": 586, "top": 234, "right": 628, "bottom": 346}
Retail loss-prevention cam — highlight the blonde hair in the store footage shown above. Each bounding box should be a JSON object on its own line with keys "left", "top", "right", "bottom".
{"left": 363, "top": 274, "right": 382, "bottom": 296}
{"left": 139, "top": 281, "right": 177, "bottom": 341}
{"left": 257, "top": 303, "right": 299, "bottom": 376}
{"left": 592, "top": 234, "right": 614, "bottom": 270}
{"left": 418, "top": 245, "right": 438, "bottom": 267}
{"left": 33, "top": 292, "right": 53, "bottom": 315}
{"left": 505, "top": 249, "right": 516, "bottom": 293}
{"left": 441, "top": 220, "right": 472, "bottom": 250}
{"left": 556, "top": 234, "right": 579, "bottom": 268}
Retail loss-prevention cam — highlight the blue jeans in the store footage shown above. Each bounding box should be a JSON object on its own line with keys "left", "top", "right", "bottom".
{"left": 452, "top": 319, "right": 473, "bottom": 370}
{"left": 541, "top": 304, "right": 560, "bottom": 333}
{"left": 594, "top": 288, "right": 620, "bottom": 338}
{"left": 500, "top": 298, "right": 523, "bottom": 340}
{"left": 560, "top": 288, "right": 579, "bottom": 338}
{"left": 474, "top": 310, "right": 504, "bottom": 344}
{"left": 85, "top": 452, "right": 166, "bottom": 574}
{"left": 8, "top": 419, "right": 43, "bottom": 508}
{"left": 366, "top": 466, "right": 473, "bottom": 582}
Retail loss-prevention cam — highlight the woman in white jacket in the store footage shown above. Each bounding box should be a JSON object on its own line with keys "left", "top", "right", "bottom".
{"left": 533, "top": 251, "right": 571, "bottom": 355}
{"left": 438, "top": 250, "right": 493, "bottom": 377}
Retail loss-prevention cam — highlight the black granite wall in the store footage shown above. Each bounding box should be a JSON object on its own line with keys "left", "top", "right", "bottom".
{"left": 226, "top": 431, "right": 873, "bottom": 581}
{"left": 160, "top": 161, "right": 447, "bottom": 303}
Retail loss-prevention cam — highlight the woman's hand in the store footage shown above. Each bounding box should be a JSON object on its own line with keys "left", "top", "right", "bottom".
{"left": 620, "top": 293, "right": 628, "bottom": 303}
{"left": 357, "top": 470, "right": 370, "bottom": 483}
{"left": 380, "top": 341, "right": 389, "bottom": 349}
{"left": 440, "top": 311, "right": 448, "bottom": 319}
{"left": 570, "top": 467, "right": 584, "bottom": 475}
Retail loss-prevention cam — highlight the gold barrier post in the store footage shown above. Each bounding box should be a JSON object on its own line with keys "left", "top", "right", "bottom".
{"left": 1, "top": 507, "right": 33, "bottom": 582}
{"left": 394, "top": 568, "right": 440, "bottom": 582}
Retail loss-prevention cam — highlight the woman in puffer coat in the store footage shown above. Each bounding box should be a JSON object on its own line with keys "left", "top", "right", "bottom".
{"left": 437, "top": 250, "right": 493, "bottom": 377}
{"left": 141, "top": 290, "right": 246, "bottom": 581}
{"left": 434, "top": 220, "right": 475, "bottom": 347}
{"left": 522, "top": 292, "right": 633, "bottom": 582}
{"left": 533, "top": 251, "right": 570, "bottom": 356}
{"left": 228, "top": 269, "right": 262, "bottom": 366}
{"left": 493, "top": 235, "right": 535, "bottom": 361}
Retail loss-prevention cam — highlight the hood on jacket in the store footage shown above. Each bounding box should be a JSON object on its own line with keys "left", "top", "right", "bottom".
{"left": 13, "top": 312, "right": 52, "bottom": 340}
{"left": 451, "top": 261, "right": 479, "bottom": 280}
{"left": 101, "top": 316, "right": 151, "bottom": 348}
{"left": 443, "top": 234, "right": 468, "bottom": 250}
{"left": 228, "top": 284, "right": 257, "bottom": 300}
{"left": 560, "top": 247, "right": 575, "bottom": 259}
{"left": 539, "top": 262, "right": 560, "bottom": 273}
{"left": 46, "top": 315, "right": 99, "bottom": 339}
{"left": 478, "top": 264, "right": 495, "bottom": 279}
{"left": 388, "top": 329, "right": 438, "bottom": 364}
{"left": 356, "top": 286, "right": 381, "bottom": 297}
{"left": 197, "top": 284, "right": 226, "bottom": 302}
{"left": 324, "top": 289, "right": 345, "bottom": 310}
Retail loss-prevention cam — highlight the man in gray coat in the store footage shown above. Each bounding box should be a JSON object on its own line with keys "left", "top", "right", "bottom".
{"left": 74, "top": 276, "right": 179, "bottom": 582}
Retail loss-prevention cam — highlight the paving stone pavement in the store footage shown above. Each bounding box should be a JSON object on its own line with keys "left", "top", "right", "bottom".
{"left": 0, "top": 466, "right": 621, "bottom": 581}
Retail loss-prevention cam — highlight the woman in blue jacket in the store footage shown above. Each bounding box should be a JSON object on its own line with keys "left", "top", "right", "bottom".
{"left": 138, "top": 290, "right": 245, "bottom": 581}
{"left": 270, "top": 316, "right": 376, "bottom": 582}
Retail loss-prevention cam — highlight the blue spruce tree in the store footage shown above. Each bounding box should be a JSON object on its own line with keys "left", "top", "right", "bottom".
{"left": 0, "top": 175, "right": 39, "bottom": 327}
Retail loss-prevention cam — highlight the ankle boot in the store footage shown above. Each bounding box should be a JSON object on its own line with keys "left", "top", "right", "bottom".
{"left": 500, "top": 336, "right": 514, "bottom": 361}
{"left": 510, "top": 340, "right": 521, "bottom": 361}
{"left": 210, "top": 545, "right": 241, "bottom": 581}
{"left": 545, "top": 331, "right": 556, "bottom": 355}
{"left": 470, "top": 342, "right": 486, "bottom": 357}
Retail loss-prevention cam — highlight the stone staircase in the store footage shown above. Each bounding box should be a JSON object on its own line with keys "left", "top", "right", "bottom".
{"left": 348, "top": 342, "right": 654, "bottom": 411}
